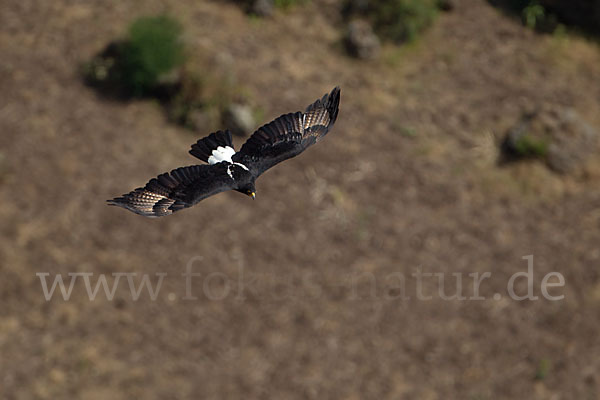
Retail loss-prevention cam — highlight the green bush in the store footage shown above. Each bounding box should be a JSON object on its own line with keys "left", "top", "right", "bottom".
{"left": 488, "top": 0, "right": 562, "bottom": 34}
{"left": 522, "top": 2, "right": 545, "bottom": 29}
{"left": 83, "top": 15, "right": 185, "bottom": 97}
{"left": 344, "top": 0, "right": 440, "bottom": 44}
{"left": 373, "top": 0, "right": 439, "bottom": 43}
{"left": 513, "top": 134, "right": 548, "bottom": 158}
{"left": 83, "top": 14, "right": 254, "bottom": 134}
{"left": 116, "top": 15, "right": 184, "bottom": 96}
{"left": 534, "top": 358, "right": 551, "bottom": 380}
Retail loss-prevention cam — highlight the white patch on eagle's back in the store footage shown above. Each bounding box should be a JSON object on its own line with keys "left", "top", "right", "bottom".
{"left": 208, "top": 146, "right": 235, "bottom": 165}
{"left": 207, "top": 146, "right": 249, "bottom": 174}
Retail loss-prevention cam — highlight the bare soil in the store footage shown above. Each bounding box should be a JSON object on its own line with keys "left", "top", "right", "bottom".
{"left": 1, "top": 0, "right": 600, "bottom": 398}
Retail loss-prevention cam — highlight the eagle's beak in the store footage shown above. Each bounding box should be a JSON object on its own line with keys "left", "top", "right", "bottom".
{"left": 250, "top": 192, "right": 255, "bottom": 200}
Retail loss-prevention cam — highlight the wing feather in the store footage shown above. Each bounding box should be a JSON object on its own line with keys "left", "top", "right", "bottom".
{"left": 107, "top": 164, "right": 234, "bottom": 217}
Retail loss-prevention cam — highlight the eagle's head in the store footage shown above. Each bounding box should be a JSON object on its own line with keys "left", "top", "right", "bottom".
{"left": 236, "top": 183, "right": 256, "bottom": 200}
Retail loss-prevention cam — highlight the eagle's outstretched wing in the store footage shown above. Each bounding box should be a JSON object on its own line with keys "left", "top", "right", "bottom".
{"left": 232, "top": 86, "right": 340, "bottom": 176}
{"left": 107, "top": 164, "right": 234, "bottom": 217}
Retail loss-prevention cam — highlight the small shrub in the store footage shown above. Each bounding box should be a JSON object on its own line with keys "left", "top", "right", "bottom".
{"left": 534, "top": 359, "right": 551, "bottom": 380}
{"left": 489, "top": 0, "right": 559, "bottom": 34}
{"left": 521, "top": 1, "right": 558, "bottom": 32}
{"left": 84, "top": 15, "right": 185, "bottom": 97}
{"left": 522, "top": 2, "right": 544, "bottom": 29}
{"left": 344, "top": 0, "right": 439, "bottom": 44}
{"left": 513, "top": 134, "right": 548, "bottom": 158}
{"left": 400, "top": 126, "right": 417, "bottom": 138}
{"left": 118, "top": 16, "right": 185, "bottom": 96}
{"left": 373, "top": 0, "right": 439, "bottom": 43}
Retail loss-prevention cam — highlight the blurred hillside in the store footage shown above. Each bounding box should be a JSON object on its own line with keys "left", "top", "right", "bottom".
{"left": 1, "top": 0, "right": 600, "bottom": 399}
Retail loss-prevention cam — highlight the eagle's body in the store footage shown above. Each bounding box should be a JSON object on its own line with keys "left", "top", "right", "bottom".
{"left": 108, "top": 87, "right": 341, "bottom": 217}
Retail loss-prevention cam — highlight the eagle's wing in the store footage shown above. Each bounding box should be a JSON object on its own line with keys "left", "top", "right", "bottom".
{"left": 107, "top": 164, "right": 234, "bottom": 217}
{"left": 232, "top": 87, "right": 340, "bottom": 176}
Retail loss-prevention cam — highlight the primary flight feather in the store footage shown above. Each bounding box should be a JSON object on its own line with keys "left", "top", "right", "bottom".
{"left": 107, "top": 86, "right": 341, "bottom": 217}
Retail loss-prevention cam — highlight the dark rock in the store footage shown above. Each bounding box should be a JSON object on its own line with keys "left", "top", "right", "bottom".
{"left": 223, "top": 104, "right": 255, "bottom": 137}
{"left": 500, "top": 105, "right": 599, "bottom": 174}
{"left": 252, "top": 0, "right": 274, "bottom": 17}
{"left": 345, "top": 20, "right": 381, "bottom": 60}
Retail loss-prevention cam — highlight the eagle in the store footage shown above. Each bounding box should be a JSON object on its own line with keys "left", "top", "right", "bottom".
{"left": 107, "top": 86, "right": 340, "bottom": 217}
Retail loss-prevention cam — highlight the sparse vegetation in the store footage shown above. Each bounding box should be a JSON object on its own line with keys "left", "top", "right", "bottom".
{"left": 513, "top": 134, "right": 548, "bottom": 158}
{"left": 521, "top": 1, "right": 559, "bottom": 33}
{"left": 274, "top": 0, "right": 307, "bottom": 9}
{"left": 344, "top": 0, "right": 440, "bottom": 44}
{"left": 164, "top": 69, "right": 206, "bottom": 128}
{"left": 535, "top": 359, "right": 551, "bottom": 380}
{"left": 521, "top": 1, "right": 544, "bottom": 29}
{"left": 163, "top": 69, "right": 257, "bottom": 135}
{"left": 234, "top": 0, "right": 307, "bottom": 16}
{"left": 488, "top": 0, "right": 600, "bottom": 34}
{"left": 501, "top": 106, "right": 597, "bottom": 173}
{"left": 400, "top": 125, "right": 417, "bottom": 138}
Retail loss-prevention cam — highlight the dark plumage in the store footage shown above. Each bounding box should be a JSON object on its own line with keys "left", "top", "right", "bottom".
{"left": 108, "top": 87, "right": 341, "bottom": 217}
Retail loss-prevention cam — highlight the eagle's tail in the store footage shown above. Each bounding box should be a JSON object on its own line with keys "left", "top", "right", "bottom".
{"left": 189, "top": 130, "right": 234, "bottom": 163}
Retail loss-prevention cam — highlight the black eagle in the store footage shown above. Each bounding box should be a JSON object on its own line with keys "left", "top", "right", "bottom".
{"left": 108, "top": 87, "right": 341, "bottom": 217}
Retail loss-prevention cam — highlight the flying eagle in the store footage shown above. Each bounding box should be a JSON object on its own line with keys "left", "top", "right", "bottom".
{"left": 107, "top": 87, "right": 340, "bottom": 217}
